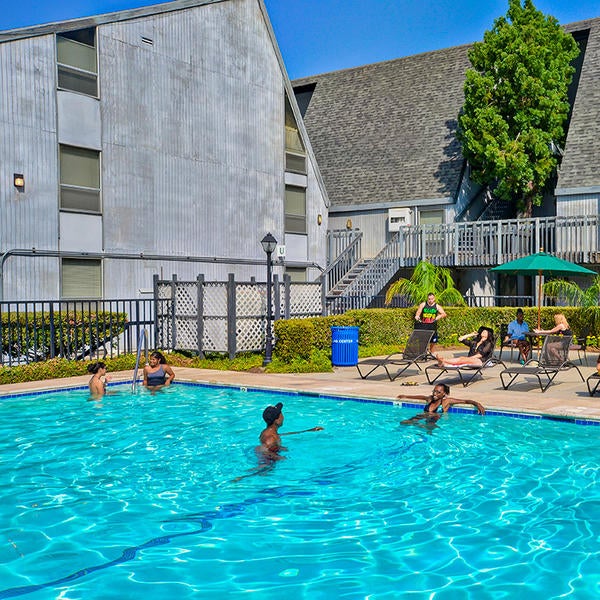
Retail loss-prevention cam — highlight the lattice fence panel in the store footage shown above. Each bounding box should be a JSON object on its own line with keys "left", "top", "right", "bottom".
{"left": 155, "top": 277, "right": 323, "bottom": 356}
{"left": 289, "top": 283, "right": 322, "bottom": 317}
{"left": 173, "top": 282, "right": 199, "bottom": 351}
{"left": 202, "top": 283, "right": 227, "bottom": 352}
{"left": 236, "top": 283, "right": 266, "bottom": 351}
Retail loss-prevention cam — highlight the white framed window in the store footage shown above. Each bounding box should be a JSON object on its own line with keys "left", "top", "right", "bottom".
{"left": 285, "top": 185, "right": 306, "bottom": 234}
{"left": 61, "top": 258, "right": 102, "bottom": 299}
{"left": 57, "top": 28, "right": 98, "bottom": 97}
{"left": 60, "top": 145, "right": 101, "bottom": 213}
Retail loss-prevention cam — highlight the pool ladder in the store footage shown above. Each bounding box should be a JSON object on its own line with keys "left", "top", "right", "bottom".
{"left": 132, "top": 329, "right": 149, "bottom": 393}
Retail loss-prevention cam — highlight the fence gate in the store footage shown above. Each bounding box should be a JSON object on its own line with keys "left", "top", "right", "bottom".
{"left": 154, "top": 274, "right": 324, "bottom": 358}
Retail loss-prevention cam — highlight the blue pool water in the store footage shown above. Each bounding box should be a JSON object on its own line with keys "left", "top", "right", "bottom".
{"left": 0, "top": 383, "right": 599, "bottom": 599}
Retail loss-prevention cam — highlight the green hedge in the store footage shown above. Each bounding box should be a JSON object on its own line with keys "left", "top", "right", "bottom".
{"left": 1, "top": 311, "right": 128, "bottom": 361}
{"left": 273, "top": 306, "right": 599, "bottom": 364}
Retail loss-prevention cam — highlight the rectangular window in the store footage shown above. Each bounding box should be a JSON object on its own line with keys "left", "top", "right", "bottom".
{"left": 285, "top": 185, "right": 306, "bottom": 234}
{"left": 57, "top": 28, "right": 98, "bottom": 97}
{"left": 286, "top": 267, "right": 306, "bottom": 283}
{"left": 285, "top": 97, "right": 306, "bottom": 174}
{"left": 61, "top": 258, "right": 102, "bottom": 299}
{"left": 419, "top": 210, "right": 444, "bottom": 225}
{"left": 60, "top": 145, "right": 101, "bottom": 213}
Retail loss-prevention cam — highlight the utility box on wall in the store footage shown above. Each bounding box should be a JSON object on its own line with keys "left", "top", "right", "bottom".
{"left": 388, "top": 208, "right": 413, "bottom": 231}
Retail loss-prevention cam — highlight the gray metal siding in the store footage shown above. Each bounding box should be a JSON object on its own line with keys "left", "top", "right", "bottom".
{"left": 557, "top": 193, "right": 600, "bottom": 217}
{"left": 99, "top": 0, "right": 285, "bottom": 277}
{"left": 0, "top": 0, "right": 328, "bottom": 300}
{"left": 0, "top": 34, "right": 59, "bottom": 299}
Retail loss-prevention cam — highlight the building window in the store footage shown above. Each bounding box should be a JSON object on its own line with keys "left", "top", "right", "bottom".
{"left": 285, "top": 97, "right": 306, "bottom": 174}
{"left": 285, "top": 185, "right": 306, "bottom": 234}
{"left": 61, "top": 258, "right": 102, "bottom": 299}
{"left": 60, "top": 145, "right": 101, "bottom": 213}
{"left": 285, "top": 267, "right": 306, "bottom": 282}
{"left": 57, "top": 28, "right": 98, "bottom": 97}
{"left": 419, "top": 210, "right": 444, "bottom": 225}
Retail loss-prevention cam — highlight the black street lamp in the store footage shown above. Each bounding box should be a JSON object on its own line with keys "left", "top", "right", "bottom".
{"left": 261, "top": 233, "right": 277, "bottom": 366}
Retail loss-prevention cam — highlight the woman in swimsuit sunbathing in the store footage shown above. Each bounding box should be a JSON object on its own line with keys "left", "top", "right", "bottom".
{"left": 436, "top": 327, "right": 494, "bottom": 368}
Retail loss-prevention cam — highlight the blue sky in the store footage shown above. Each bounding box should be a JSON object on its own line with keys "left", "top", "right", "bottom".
{"left": 0, "top": 0, "right": 597, "bottom": 79}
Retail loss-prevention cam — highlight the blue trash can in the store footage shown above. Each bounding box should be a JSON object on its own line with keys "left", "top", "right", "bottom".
{"left": 331, "top": 326, "right": 359, "bottom": 366}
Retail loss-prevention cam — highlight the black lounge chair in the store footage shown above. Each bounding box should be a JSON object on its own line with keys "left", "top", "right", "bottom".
{"left": 424, "top": 328, "right": 504, "bottom": 387}
{"left": 586, "top": 372, "right": 600, "bottom": 396}
{"left": 356, "top": 329, "right": 434, "bottom": 381}
{"left": 499, "top": 334, "right": 584, "bottom": 393}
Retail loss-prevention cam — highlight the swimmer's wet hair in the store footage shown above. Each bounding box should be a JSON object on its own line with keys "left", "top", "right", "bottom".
{"left": 87, "top": 362, "right": 106, "bottom": 374}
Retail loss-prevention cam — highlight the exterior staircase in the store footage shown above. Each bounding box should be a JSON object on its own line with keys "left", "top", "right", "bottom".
{"left": 327, "top": 234, "right": 402, "bottom": 313}
{"left": 327, "top": 260, "right": 373, "bottom": 299}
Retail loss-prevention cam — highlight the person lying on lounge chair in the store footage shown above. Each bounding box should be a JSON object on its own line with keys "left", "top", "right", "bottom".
{"left": 435, "top": 327, "right": 494, "bottom": 368}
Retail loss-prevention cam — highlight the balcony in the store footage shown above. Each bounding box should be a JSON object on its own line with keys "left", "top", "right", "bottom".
{"left": 393, "top": 215, "right": 600, "bottom": 267}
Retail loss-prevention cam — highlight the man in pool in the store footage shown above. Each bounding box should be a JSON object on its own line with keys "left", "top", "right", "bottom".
{"left": 258, "top": 402, "right": 323, "bottom": 461}
{"left": 397, "top": 384, "right": 485, "bottom": 429}
{"left": 232, "top": 402, "right": 323, "bottom": 482}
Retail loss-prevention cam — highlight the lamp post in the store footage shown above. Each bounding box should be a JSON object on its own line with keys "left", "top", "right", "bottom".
{"left": 261, "top": 233, "right": 277, "bottom": 365}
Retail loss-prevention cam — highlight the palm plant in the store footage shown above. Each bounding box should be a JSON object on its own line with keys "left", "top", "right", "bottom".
{"left": 385, "top": 261, "right": 466, "bottom": 307}
{"left": 543, "top": 276, "right": 600, "bottom": 308}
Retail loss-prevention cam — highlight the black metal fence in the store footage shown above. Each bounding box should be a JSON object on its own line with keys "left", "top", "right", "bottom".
{"left": 0, "top": 299, "right": 154, "bottom": 367}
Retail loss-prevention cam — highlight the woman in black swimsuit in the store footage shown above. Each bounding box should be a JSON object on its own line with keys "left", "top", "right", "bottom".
{"left": 143, "top": 351, "right": 175, "bottom": 390}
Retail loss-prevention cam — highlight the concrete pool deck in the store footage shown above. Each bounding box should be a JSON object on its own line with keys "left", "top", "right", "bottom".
{"left": 1, "top": 355, "right": 599, "bottom": 421}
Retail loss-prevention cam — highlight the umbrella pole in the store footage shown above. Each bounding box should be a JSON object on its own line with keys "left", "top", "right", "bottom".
{"left": 537, "top": 271, "right": 542, "bottom": 330}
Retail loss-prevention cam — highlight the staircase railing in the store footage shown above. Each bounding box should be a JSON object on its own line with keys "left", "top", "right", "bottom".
{"left": 328, "top": 232, "right": 401, "bottom": 313}
{"left": 323, "top": 230, "right": 363, "bottom": 293}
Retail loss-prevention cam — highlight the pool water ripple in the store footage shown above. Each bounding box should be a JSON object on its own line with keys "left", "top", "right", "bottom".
{"left": 0, "top": 385, "right": 599, "bottom": 598}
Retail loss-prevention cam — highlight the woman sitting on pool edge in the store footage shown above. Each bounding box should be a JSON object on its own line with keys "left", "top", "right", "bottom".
{"left": 436, "top": 326, "right": 495, "bottom": 368}
{"left": 88, "top": 361, "right": 110, "bottom": 399}
{"left": 143, "top": 351, "right": 175, "bottom": 391}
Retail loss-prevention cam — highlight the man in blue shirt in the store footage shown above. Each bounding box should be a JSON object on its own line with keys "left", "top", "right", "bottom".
{"left": 504, "top": 308, "right": 531, "bottom": 363}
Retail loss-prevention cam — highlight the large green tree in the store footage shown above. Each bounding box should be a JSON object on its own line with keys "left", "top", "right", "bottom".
{"left": 457, "top": 0, "right": 579, "bottom": 217}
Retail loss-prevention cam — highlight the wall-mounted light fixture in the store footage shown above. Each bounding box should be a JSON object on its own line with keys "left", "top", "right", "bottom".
{"left": 346, "top": 218, "right": 352, "bottom": 230}
{"left": 317, "top": 213, "right": 322, "bottom": 226}
{"left": 14, "top": 173, "right": 25, "bottom": 191}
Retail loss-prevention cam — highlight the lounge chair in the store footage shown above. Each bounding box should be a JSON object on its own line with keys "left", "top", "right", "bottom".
{"left": 585, "top": 372, "right": 600, "bottom": 397}
{"left": 569, "top": 328, "right": 589, "bottom": 366}
{"left": 356, "top": 329, "right": 434, "bottom": 381}
{"left": 424, "top": 329, "right": 504, "bottom": 387}
{"left": 499, "top": 334, "right": 584, "bottom": 393}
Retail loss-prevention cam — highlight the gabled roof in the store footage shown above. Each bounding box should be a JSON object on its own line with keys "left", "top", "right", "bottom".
{"left": 294, "top": 17, "right": 600, "bottom": 209}
{"left": 0, "top": 0, "right": 226, "bottom": 42}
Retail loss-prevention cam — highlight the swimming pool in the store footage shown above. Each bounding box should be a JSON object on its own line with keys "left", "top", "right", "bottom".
{"left": 0, "top": 383, "right": 598, "bottom": 598}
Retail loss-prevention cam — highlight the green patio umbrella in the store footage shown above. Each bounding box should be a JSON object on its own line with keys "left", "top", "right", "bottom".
{"left": 490, "top": 251, "right": 596, "bottom": 328}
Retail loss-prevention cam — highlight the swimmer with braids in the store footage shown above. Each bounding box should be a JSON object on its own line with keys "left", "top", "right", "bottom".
{"left": 88, "top": 361, "right": 110, "bottom": 400}
{"left": 397, "top": 384, "right": 485, "bottom": 432}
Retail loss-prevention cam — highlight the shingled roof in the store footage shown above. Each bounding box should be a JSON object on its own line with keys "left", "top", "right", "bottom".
{"left": 557, "top": 17, "right": 600, "bottom": 193}
{"left": 294, "top": 17, "right": 600, "bottom": 209}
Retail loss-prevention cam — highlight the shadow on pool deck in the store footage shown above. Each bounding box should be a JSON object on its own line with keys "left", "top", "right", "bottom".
{"left": 1, "top": 352, "right": 599, "bottom": 421}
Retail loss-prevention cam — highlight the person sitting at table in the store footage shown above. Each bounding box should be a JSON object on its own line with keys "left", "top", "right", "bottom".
{"left": 504, "top": 308, "right": 531, "bottom": 363}
{"left": 534, "top": 313, "right": 572, "bottom": 336}
{"left": 436, "top": 326, "right": 495, "bottom": 368}
{"left": 534, "top": 313, "right": 573, "bottom": 364}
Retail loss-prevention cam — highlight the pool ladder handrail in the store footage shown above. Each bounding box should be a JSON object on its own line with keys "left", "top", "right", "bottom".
{"left": 132, "top": 329, "right": 149, "bottom": 393}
